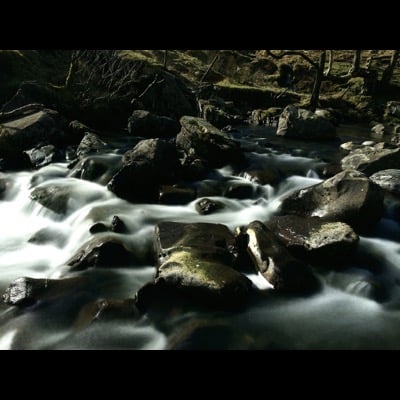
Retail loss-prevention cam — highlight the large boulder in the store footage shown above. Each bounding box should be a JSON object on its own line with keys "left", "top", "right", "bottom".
{"left": 370, "top": 169, "right": 400, "bottom": 196}
{"left": 280, "top": 170, "right": 384, "bottom": 232}
{"left": 267, "top": 215, "right": 359, "bottom": 265}
{"left": 108, "top": 138, "right": 180, "bottom": 203}
{"left": 176, "top": 116, "right": 244, "bottom": 168}
{"left": 341, "top": 142, "right": 400, "bottom": 176}
{"left": 135, "top": 221, "right": 253, "bottom": 311}
{"left": 127, "top": 110, "right": 180, "bottom": 138}
{"left": 244, "top": 221, "right": 320, "bottom": 294}
{"left": 0, "top": 108, "right": 66, "bottom": 160}
{"left": 276, "top": 105, "right": 336, "bottom": 140}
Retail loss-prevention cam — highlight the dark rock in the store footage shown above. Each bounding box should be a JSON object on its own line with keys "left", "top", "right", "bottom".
{"left": 267, "top": 215, "right": 359, "bottom": 265}
{"left": 200, "top": 101, "right": 242, "bottom": 129}
{"left": 68, "top": 120, "right": 98, "bottom": 143}
{"left": 176, "top": 116, "right": 244, "bottom": 168}
{"left": 127, "top": 110, "right": 180, "bottom": 138}
{"left": 280, "top": 170, "right": 384, "bottom": 232}
{"left": 245, "top": 221, "right": 320, "bottom": 294}
{"left": 111, "top": 216, "right": 127, "bottom": 233}
{"left": 341, "top": 142, "right": 400, "bottom": 176}
{"left": 76, "top": 132, "right": 110, "bottom": 158}
{"left": 67, "top": 237, "right": 135, "bottom": 271}
{"left": 0, "top": 108, "right": 66, "bottom": 160}
{"left": 1, "top": 81, "right": 60, "bottom": 113}
{"left": 276, "top": 105, "right": 336, "bottom": 140}
{"left": 25, "top": 144, "right": 63, "bottom": 168}
{"left": 69, "top": 154, "right": 123, "bottom": 185}
{"left": 195, "top": 198, "right": 224, "bottom": 215}
{"left": 225, "top": 182, "right": 255, "bottom": 199}
{"left": 3, "top": 276, "right": 84, "bottom": 306}
{"left": 73, "top": 298, "right": 139, "bottom": 330}
{"left": 370, "top": 169, "right": 400, "bottom": 196}
{"left": 251, "top": 107, "right": 282, "bottom": 126}
{"left": 89, "top": 222, "right": 108, "bottom": 234}
{"left": 30, "top": 184, "right": 71, "bottom": 214}
{"left": 384, "top": 100, "right": 400, "bottom": 120}
{"left": 180, "top": 156, "right": 209, "bottom": 181}
{"left": 241, "top": 167, "right": 281, "bottom": 185}
{"left": 159, "top": 185, "right": 196, "bottom": 205}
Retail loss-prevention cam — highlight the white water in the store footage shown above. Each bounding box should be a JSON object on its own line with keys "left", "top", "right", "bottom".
{"left": 1, "top": 128, "right": 400, "bottom": 349}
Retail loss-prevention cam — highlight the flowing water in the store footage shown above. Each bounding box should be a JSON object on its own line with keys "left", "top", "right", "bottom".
{"left": 1, "top": 124, "right": 400, "bottom": 349}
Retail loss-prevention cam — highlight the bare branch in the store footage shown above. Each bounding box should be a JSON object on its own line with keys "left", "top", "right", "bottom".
{"left": 266, "top": 50, "right": 319, "bottom": 69}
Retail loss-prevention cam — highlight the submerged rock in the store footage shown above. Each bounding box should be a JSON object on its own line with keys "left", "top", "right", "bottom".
{"left": 280, "top": 170, "right": 384, "bottom": 232}
{"left": 127, "top": 110, "right": 180, "bottom": 138}
{"left": 195, "top": 198, "right": 225, "bottom": 215}
{"left": 341, "top": 142, "right": 400, "bottom": 176}
{"left": 244, "top": 221, "right": 320, "bottom": 294}
{"left": 276, "top": 105, "right": 336, "bottom": 140}
{"left": 176, "top": 116, "right": 244, "bottom": 168}
{"left": 268, "top": 215, "right": 359, "bottom": 265}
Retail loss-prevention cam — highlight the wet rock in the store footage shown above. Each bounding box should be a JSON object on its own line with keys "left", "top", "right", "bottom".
{"left": 276, "top": 105, "right": 336, "bottom": 140}
{"left": 25, "top": 144, "right": 63, "bottom": 168}
{"left": 251, "top": 107, "right": 281, "bottom": 126}
{"left": 176, "top": 116, "right": 244, "bottom": 168}
{"left": 200, "top": 100, "right": 242, "bottom": 129}
{"left": 159, "top": 185, "right": 196, "bottom": 205}
{"left": 111, "top": 216, "right": 127, "bottom": 233}
{"left": 28, "top": 226, "right": 68, "bottom": 247}
{"left": 195, "top": 198, "right": 224, "bottom": 215}
{"left": 280, "top": 170, "right": 384, "bottom": 232}
{"left": 0, "top": 174, "right": 12, "bottom": 199}
{"left": 73, "top": 298, "right": 139, "bottom": 330}
{"left": 69, "top": 154, "right": 123, "bottom": 185}
{"left": 76, "top": 132, "right": 110, "bottom": 158}
{"left": 245, "top": 221, "right": 320, "bottom": 294}
{"left": 370, "top": 169, "right": 400, "bottom": 196}
{"left": 89, "top": 222, "right": 108, "bottom": 234}
{"left": 0, "top": 108, "right": 66, "bottom": 160}
{"left": 241, "top": 167, "right": 281, "bottom": 185}
{"left": 67, "top": 237, "right": 135, "bottom": 271}
{"left": 370, "top": 123, "right": 387, "bottom": 139}
{"left": 127, "top": 110, "right": 180, "bottom": 138}
{"left": 136, "top": 221, "right": 252, "bottom": 311}
{"left": 341, "top": 142, "right": 400, "bottom": 176}
{"left": 3, "top": 276, "right": 84, "bottom": 306}
{"left": 30, "top": 184, "right": 71, "bottom": 214}
{"left": 267, "top": 215, "right": 359, "bottom": 265}
{"left": 225, "top": 181, "right": 255, "bottom": 199}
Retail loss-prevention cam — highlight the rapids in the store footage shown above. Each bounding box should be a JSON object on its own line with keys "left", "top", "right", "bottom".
{"left": 1, "top": 124, "right": 400, "bottom": 349}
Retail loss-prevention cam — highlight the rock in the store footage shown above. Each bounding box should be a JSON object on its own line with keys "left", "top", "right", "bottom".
{"left": 370, "top": 123, "right": 387, "bottom": 139}
{"left": 69, "top": 154, "right": 123, "bottom": 185}
{"left": 276, "top": 105, "right": 336, "bottom": 140}
{"left": 195, "top": 198, "right": 224, "bottom": 215}
{"left": 28, "top": 226, "right": 68, "bottom": 247}
{"left": 76, "top": 133, "right": 110, "bottom": 158}
{"left": 384, "top": 100, "right": 400, "bottom": 120}
{"left": 245, "top": 221, "right": 320, "bottom": 294}
{"left": 67, "top": 236, "right": 134, "bottom": 271}
{"left": 251, "top": 108, "right": 282, "bottom": 126}
{"left": 3, "top": 276, "right": 84, "bottom": 306}
{"left": 341, "top": 142, "right": 400, "bottom": 176}
{"left": 89, "top": 222, "right": 108, "bottom": 234}
{"left": 241, "top": 167, "right": 281, "bottom": 185}
{"left": 159, "top": 185, "right": 196, "bottom": 205}
{"left": 67, "top": 237, "right": 135, "bottom": 271}
{"left": 200, "top": 101, "right": 242, "bottom": 129}
{"left": 280, "top": 170, "right": 384, "bottom": 232}
{"left": 25, "top": 144, "right": 63, "bottom": 168}
{"left": 127, "top": 110, "right": 180, "bottom": 138}
{"left": 0, "top": 174, "right": 12, "bottom": 199}
{"left": 267, "top": 215, "right": 359, "bottom": 265}
{"left": 30, "top": 184, "right": 71, "bottom": 214}
{"left": 0, "top": 108, "right": 66, "bottom": 160}
{"left": 111, "top": 216, "right": 127, "bottom": 233}
{"left": 73, "top": 298, "right": 139, "bottom": 330}
{"left": 176, "top": 116, "right": 244, "bottom": 168}
{"left": 135, "top": 221, "right": 253, "bottom": 311}
{"left": 370, "top": 169, "right": 400, "bottom": 196}
{"left": 224, "top": 181, "right": 255, "bottom": 199}
{"left": 108, "top": 139, "right": 180, "bottom": 203}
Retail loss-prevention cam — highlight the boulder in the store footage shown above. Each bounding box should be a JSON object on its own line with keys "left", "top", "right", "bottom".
{"left": 244, "top": 221, "right": 320, "bottom": 294}
{"left": 267, "top": 215, "right": 359, "bottom": 265}
{"left": 370, "top": 169, "right": 400, "bottom": 196}
{"left": 341, "top": 142, "right": 400, "bottom": 176}
{"left": 176, "top": 116, "right": 244, "bottom": 168}
{"left": 200, "top": 101, "right": 242, "bottom": 129}
{"left": 76, "top": 132, "right": 110, "bottom": 158}
{"left": 136, "top": 221, "right": 252, "bottom": 311}
{"left": 276, "top": 105, "right": 336, "bottom": 140}
{"left": 370, "top": 123, "right": 387, "bottom": 139}
{"left": 280, "top": 170, "right": 384, "bottom": 232}
{"left": 25, "top": 144, "right": 64, "bottom": 168}
{"left": 127, "top": 110, "right": 180, "bottom": 138}
{"left": 0, "top": 108, "right": 66, "bottom": 159}
{"left": 30, "top": 184, "right": 71, "bottom": 214}
{"left": 159, "top": 185, "right": 196, "bottom": 205}
{"left": 67, "top": 236, "right": 135, "bottom": 271}
{"left": 3, "top": 276, "right": 84, "bottom": 306}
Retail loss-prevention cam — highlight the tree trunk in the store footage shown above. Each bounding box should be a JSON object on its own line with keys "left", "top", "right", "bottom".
{"left": 350, "top": 50, "right": 361, "bottom": 76}
{"left": 200, "top": 52, "right": 219, "bottom": 83}
{"left": 324, "top": 50, "right": 333, "bottom": 77}
{"left": 309, "top": 51, "right": 326, "bottom": 112}
{"left": 381, "top": 50, "right": 399, "bottom": 86}
{"left": 163, "top": 50, "right": 168, "bottom": 70}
